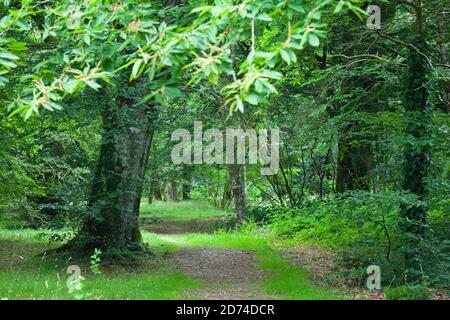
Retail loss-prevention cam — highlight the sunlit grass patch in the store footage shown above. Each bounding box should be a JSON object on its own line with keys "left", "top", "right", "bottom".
{"left": 0, "top": 266, "right": 202, "bottom": 300}
{"left": 0, "top": 228, "right": 45, "bottom": 242}
{"left": 140, "top": 200, "right": 232, "bottom": 218}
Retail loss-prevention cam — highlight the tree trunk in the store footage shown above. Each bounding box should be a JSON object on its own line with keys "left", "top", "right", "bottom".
{"left": 336, "top": 128, "right": 371, "bottom": 192}
{"left": 437, "top": 20, "right": 450, "bottom": 113}
{"left": 181, "top": 166, "right": 192, "bottom": 200}
{"left": 163, "top": 185, "right": 169, "bottom": 201}
{"left": 154, "top": 185, "right": 163, "bottom": 200}
{"left": 228, "top": 163, "right": 247, "bottom": 221}
{"left": 400, "top": 34, "right": 430, "bottom": 274}
{"left": 148, "top": 181, "right": 160, "bottom": 204}
{"left": 147, "top": 189, "right": 153, "bottom": 205}
{"left": 182, "top": 184, "right": 191, "bottom": 200}
{"left": 220, "top": 176, "right": 232, "bottom": 209}
{"left": 70, "top": 82, "right": 156, "bottom": 253}
{"left": 167, "top": 181, "right": 178, "bottom": 201}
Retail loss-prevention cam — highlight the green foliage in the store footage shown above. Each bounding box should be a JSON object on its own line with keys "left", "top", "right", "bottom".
{"left": 0, "top": 224, "right": 341, "bottom": 299}
{"left": 0, "top": 0, "right": 448, "bottom": 298}
{"left": 246, "top": 203, "right": 281, "bottom": 224}
{"left": 1, "top": 0, "right": 364, "bottom": 117}
{"left": 384, "top": 285, "right": 433, "bottom": 300}
{"left": 90, "top": 248, "right": 102, "bottom": 275}
{"left": 260, "top": 191, "right": 449, "bottom": 287}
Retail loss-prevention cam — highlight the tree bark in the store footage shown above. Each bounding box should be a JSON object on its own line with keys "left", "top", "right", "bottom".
{"left": 399, "top": 2, "right": 430, "bottom": 277}
{"left": 70, "top": 80, "right": 156, "bottom": 253}
{"left": 147, "top": 190, "right": 153, "bottom": 204}
{"left": 181, "top": 166, "right": 192, "bottom": 200}
{"left": 170, "top": 181, "right": 178, "bottom": 201}
{"left": 401, "top": 34, "right": 430, "bottom": 246}
{"left": 153, "top": 185, "right": 163, "bottom": 200}
{"left": 336, "top": 128, "right": 371, "bottom": 192}
{"left": 228, "top": 163, "right": 247, "bottom": 221}
{"left": 437, "top": 20, "right": 450, "bottom": 113}
{"left": 220, "top": 176, "right": 232, "bottom": 209}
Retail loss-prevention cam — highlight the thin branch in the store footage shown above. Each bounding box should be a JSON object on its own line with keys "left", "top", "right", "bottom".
{"left": 376, "top": 30, "right": 435, "bottom": 70}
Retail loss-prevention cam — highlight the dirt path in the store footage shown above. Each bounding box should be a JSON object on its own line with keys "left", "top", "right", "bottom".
{"left": 143, "top": 215, "right": 343, "bottom": 300}
{"left": 143, "top": 217, "right": 276, "bottom": 299}
{"left": 170, "top": 247, "right": 275, "bottom": 300}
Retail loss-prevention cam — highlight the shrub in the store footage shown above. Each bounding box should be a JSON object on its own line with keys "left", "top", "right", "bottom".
{"left": 385, "top": 285, "right": 433, "bottom": 300}
{"left": 246, "top": 203, "right": 282, "bottom": 225}
{"left": 262, "top": 191, "right": 449, "bottom": 287}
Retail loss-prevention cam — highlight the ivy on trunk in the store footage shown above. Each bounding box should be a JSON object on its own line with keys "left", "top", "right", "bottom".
{"left": 70, "top": 78, "right": 157, "bottom": 253}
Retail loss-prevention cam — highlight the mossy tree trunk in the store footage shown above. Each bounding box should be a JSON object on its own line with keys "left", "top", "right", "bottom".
{"left": 398, "top": 1, "right": 431, "bottom": 278}
{"left": 71, "top": 79, "right": 157, "bottom": 253}
{"left": 336, "top": 128, "right": 371, "bottom": 193}
{"left": 181, "top": 166, "right": 192, "bottom": 200}
{"left": 400, "top": 34, "right": 430, "bottom": 273}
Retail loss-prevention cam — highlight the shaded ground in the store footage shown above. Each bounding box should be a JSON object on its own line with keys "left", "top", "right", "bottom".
{"left": 170, "top": 247, "right": 274, "bottom": 300}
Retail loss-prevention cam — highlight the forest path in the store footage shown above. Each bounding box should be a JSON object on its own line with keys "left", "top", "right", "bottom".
{"left": 143, "top": 231, "right": 341, "bottom": 300}
{"left": 147, "top": 232, "right": 275, "bottom": 299}
{"left": 140, "top": 201, "right": 276, "bottom": 298}
{"left": 169, "top": 246, "right": 275, "bottom": 299}
{"left": 140, "top": 200, "right": 342, "bottom": 300}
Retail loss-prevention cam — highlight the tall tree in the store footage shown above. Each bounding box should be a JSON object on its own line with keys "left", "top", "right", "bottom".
{"left": 398, "top": 0, "right": 431, "bottom": 275}
{"left": 73, "top": 76, "right": 157, "bottom": 252}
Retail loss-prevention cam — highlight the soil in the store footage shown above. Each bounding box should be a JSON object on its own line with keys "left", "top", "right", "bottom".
{"left": 169, "top": 247, "right": 275, "bottom": 299}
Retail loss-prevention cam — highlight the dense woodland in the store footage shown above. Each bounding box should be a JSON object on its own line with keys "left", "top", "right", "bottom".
{"left": 0, "top": 0, "right": 448, "bottom": 300}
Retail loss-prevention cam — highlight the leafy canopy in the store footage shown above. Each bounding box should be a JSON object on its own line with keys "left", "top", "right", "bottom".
{"left": 0, "top": 0, "right": 364, "bottom": 118}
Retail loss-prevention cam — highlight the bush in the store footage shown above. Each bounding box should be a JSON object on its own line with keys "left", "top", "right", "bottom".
{"left": 385, "top": 285, "right": 433, "bottom": 300}
{"left": 246, "top": 203, "right": 282, "bottom": 225}
{"left": 263, "top": 191, "right": 449, "bottom": 288}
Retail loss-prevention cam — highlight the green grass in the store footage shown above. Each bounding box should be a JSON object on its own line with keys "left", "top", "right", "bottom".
{"left": 0, "top": 201, "right": 343, "bottom": 300}
{"left": 0, "top": 228, "right": 342, "bottom": 299}
{"left": 0, "top": 229, "right": 203, "bottom": 300}
{"left": 140, "top": 200, "right": 231, "bottom": 218}
{"left": 0, "top": 228, "right": 45, "bottom": 242}
{"left": 0, "top": 265, "right": 202, "bottom": 300}
{"left": 140, "top": 200, "right": 235, "bottom": 233}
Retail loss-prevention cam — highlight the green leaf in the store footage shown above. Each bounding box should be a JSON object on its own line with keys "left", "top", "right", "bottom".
{"left": 261, "top": 70, "right": 283, "bottom": 80}
{"left": 257, "top": 13, "right": 272, "bottom": 21}
{"left": 245, "top": 93, "right": 262, "bottom": 105}
{"left": 84, "top": 33, "right": 91, "bottom": 46}
{"left": 0, "top": 75, "right": 8, "bottom": 87}
{"left": 280, "top": 50, "right": 291, "bottom": 65}
{"left": 334, "top": 1, "right": 345, "bottom": 13}
{"left": 208, "top": 72, "right": 218, "bottom": 85}
{"left": 0, "top": 59, "right": 17, "bottom": 68}
{"left": 165, "top": 86, "right": 182, "bottom": 98}
{"left": 0, "top": 52, "right": 19, "bottom": 60}
{"left": 286, "top": 49, "right": 297, "bottom": 63}
{"left": 308, "top": 33, "right": 320, "bottom": 47}
{"left": 236, "top": 97, "right": 244, "bottom": 112}
{"left": 130, "top": 59, "right": 143, "bottom": 81}
{"left": 255, "top": 79, "right": 265, "bottom": 93}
